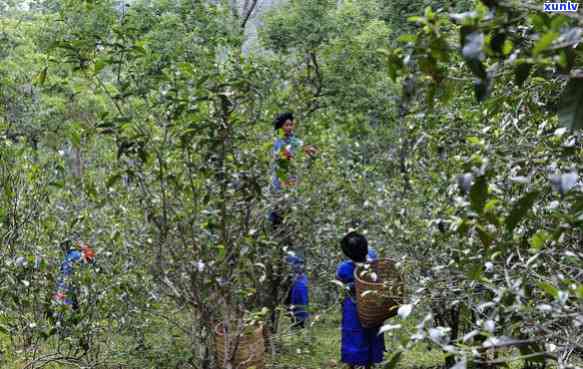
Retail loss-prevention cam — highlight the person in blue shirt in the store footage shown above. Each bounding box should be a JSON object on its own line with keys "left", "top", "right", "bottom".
{"left": 285, "top": 255, "right": 309, "bottom": 329}
{"left": 269, "top": 112, "right": 318, "bottom": 226}
{"left": 336, "top": 232, "right": 384, "bottom": 368}
{"left": 53, "top": 241, "right": 95, "bottom": 309}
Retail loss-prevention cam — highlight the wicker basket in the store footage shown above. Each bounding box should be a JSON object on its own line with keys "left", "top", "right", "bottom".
{"left": 354, "top": 258, "right": 405, "bottom": 328}
{"left": 215, "top": 322, "right": 265, "bottom": 369}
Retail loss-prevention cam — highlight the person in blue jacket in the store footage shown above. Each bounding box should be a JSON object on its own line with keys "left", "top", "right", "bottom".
{"left": 336, "top": 232, "right": 384, "bottom": 368}
{"left": 53, "top": 241, "right": 95, "bottom": 309}
{"left": 285, "top": 255, "right": 309, "bottom": 329}
{"left": 268, "top": 112, "right": 318, "bottom": 227}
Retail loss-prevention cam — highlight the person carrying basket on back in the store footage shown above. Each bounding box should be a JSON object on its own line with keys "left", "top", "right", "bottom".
{"left": 336, "top": 231, "right": 384, "bottom": 369}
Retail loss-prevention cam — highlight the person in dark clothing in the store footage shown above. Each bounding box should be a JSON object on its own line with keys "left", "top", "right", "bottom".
{"left": 285, "top": 255, "right": 309, "bottom": 329}
{"left": 336, "top": 232, "right": 384, "bottom": 368}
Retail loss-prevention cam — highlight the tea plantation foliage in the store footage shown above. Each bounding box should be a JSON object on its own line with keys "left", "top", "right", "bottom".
{"left": 0, "top": 0, "right": 582, "bottom": 368}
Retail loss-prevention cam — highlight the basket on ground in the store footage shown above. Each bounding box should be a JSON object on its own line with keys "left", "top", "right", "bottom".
{"left": 215, "top": 322, "right": 265, "bottom": 369}
{"left": 354, "top": 258, "right": 405, "bottom": 328}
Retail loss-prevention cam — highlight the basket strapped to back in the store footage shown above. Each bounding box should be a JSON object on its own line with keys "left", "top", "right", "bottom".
{"left": 215, "top": 323, "right": 265, "bottom": 369}
{"left": 354, "top": 258, "right": 405, "bottom": 328}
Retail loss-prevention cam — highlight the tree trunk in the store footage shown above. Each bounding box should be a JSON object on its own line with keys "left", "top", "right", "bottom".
{"left": 72, "top": 146, "right": 83, "bottom": 178}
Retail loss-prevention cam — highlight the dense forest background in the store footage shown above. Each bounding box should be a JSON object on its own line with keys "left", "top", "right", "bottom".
{"left": 1, "top": 0, "right": 582, "bottom": 368}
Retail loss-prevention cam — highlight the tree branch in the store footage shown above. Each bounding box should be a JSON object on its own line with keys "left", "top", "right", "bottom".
{"left": 241, "top": 0, "right": 259, "bottom": 29}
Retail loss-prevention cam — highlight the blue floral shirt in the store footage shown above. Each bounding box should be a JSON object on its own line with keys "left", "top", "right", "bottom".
{"left": 271, "top": 133, "right": 303, "bottom": 193}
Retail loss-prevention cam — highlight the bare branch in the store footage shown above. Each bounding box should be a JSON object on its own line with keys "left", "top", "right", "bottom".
{"left": 241, "top": 0, "right": 259, "bottom": 29}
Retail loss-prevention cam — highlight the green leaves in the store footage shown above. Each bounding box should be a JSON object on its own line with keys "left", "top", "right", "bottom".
{"left": 383, "top": 351, "right": 403, "bottom": 369}
{"left": 476, "top": 225, "right": 494, "bottom": 247}
{"left": 2, "top": 1, "right": 583, "bottom": 367}
{"left": 506, "top": 191, "right": 540, "bottom": 233}
{"left": 558, "top": 78, "right": 583, "bottom": 131}
{"left": 67, "top": 122, "right": 84, "bottom": 148}
{"left": 532, "top": 31, "right": 559, "bottom": 56}
{"left": 539, "top": 282, "right": 559, "bottom": 299}
{"left": 106, "top": 172, "right": 122, "bottom": 188}
{"left": 379, "top": 48, "right": 404, "bottom": 82}
{"left": 529, "top": 230, "right": 550, "bottom": 252}
{"left": 33, "top": 66, "right": 48, "bottom": 86}
{"left": 94, "top": 58, "right": 109, "bottom": 75}
{"left": 466, "top": 262, "right": 484, "bottom": 281}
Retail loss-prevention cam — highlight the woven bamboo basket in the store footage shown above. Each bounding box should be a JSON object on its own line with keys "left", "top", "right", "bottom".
{"left": 215, "top": 323, "right": 265, "bottom": 369}
{"left": 354, "top": 258, "right": 405, "bottom": 328}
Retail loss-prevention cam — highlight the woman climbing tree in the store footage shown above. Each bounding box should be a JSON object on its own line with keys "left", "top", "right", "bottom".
{"left": 266, "top": 112, "right": 318, "bottom": 335}
{"left": 269, "top": 111, "right": 318, "bottom": 225}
